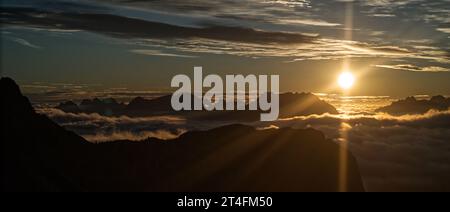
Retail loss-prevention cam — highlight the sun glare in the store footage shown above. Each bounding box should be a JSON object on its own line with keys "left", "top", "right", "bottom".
{"left": 338, "top": 72, "right": 355, "bottom": 90}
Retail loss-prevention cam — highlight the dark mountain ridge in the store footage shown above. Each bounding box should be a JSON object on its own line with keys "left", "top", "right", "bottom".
{"left": 56, "top": 92, "right": 339, "bottom": 121}
{"left": 2, "top": 77, "right": 364, "bottom": 192}
{"left": 376, "top": 95, "right": 450, "bottom": 115}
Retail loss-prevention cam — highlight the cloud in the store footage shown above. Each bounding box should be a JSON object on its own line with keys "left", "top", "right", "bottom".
{"left": 2, "top": 0, "right": 110, "bottom": 13}
{"left": 360, "top": 0, "right": 421, "bottom": 7}
{"left": 369, "top": 31, "right": 385, "bottom": 36}
{"left": 99, "top": 0, "right": 313, "bottom": 18}
{"left": 35, "top": 97, "right": 450, "bottom": 191}
{"left": 263, "top": 0, "right": 311, "bottom": 7}
{"left": 19, "top": 82, "right": 171, "bottom": 106}
{"left": 10, "top": 37, "right": 41, "bottom": 49}
{"left": 130, "top": 49, "right": 197, "bottom": 58}
{"left": 357, "top": 0, "right": 425, "bottom": 14}
{"left": 1, "top": 7, "right": 316, "bottom": 45}
{"left": 276, "top": 19, "right": 341, "bottom": 27}
{"left": 375, "top": 64, "right": 450, "bottom": 72}
{"left": 437, "top": 28, "right": 450, "bottom": 34}
{"left": 98, "top": 0, "right": 345, "bottom": 29}
{"left": 37, "top": 108, "right": 236, "bottom": 142}
{"left": 271, "top": 109, "right": 450, "bottom": 129}
{"left": 37, "top": 108, "right": 190, "bottom": 142}
{"left": 348, "top": 126, "right": 450, "bottom": 191}
{"left": 2, "top": 3, "right": 449, "bottom": 65}
{"left": 2, "top": 0, "right": 342, "bottom": 36}
{"left": 21, "top": 84, "right": 57, "bottom": 90}
{"left": 367, "top": 14, "right": 396, "bottom": 17}
{"left": 255, "top": 109, "right": 450, "bottom": 191}
{"left": 132, "top": 37, "right": 449, "bottom": 64}
{"left": 82, "top": 130, "right": 187, "bottom": 143}
{"left": 424, "top": 14, "right": 450, "bottom": 24}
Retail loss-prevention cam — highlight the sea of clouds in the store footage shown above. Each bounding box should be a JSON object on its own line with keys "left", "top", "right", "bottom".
{"left": 38, "top": 107, "right": 450, "bottom": 191}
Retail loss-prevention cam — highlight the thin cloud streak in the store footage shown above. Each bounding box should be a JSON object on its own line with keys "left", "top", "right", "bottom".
{"left": 130, "top": 49, "right": 198, "bottom": 58}
{"left": 10, "top": 37, "right": 41, "bottom": 49}
{"left": 375, "top": 64, "right": 450, "bottom": 72}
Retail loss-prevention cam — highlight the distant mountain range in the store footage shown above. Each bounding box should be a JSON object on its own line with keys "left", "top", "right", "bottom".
{"left": 2, "top": 77, "right": 364, "bottom": 192}
{"left": 376, "top": 96, "right": 450, "bottom": 115}
{"left": 56, "top": 92, "right": 338, "bottom": 121}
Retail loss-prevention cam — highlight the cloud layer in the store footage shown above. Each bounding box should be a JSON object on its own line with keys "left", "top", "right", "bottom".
{"left": 38, "top": 108, "right": 189, "bottom": 142}
{"left": 258, "top": 110, "right": 450, "bottom": 191}
{"left": 1, "top": 7, "right": 316, "bottom": 45}
{"left": 2, "top": 1, "right": 449, "bottom": 67}
{"left": 36, "top": 103, "right": 450, "bottom": 191}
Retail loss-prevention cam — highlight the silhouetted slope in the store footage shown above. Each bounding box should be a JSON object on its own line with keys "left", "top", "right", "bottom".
{"left": 376, "top": 96, "right": 450, "bottom": 115}
{"left": 2, "top": 77, "right": 364, "bottom": 192}
{"left": 2, "top": 77, "right": 89, "bottom": 191}
{"left": 56, "top": 92, "right": 338, "bottom": 121}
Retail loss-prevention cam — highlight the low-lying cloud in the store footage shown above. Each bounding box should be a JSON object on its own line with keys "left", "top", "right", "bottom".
{"left": 83, "top": 130, "right": 187, "bottom": 143}
{"left": 38, "top": 108, "right": 189, "bottom": 142}
{"left": 257, "top": 110, "right": 450, "bottom": 191}
{"left": 37, "top": 106, "right": 450, "bottom": 191}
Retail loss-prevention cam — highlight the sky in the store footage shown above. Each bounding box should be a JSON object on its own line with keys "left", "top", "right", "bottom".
{"left": 1, "top": 0, "right": 450, "bottom": 96}
{"left": 2, "top": 1, "right": 450, "bottom": 191}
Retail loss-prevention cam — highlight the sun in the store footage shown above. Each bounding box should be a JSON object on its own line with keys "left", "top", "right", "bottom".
{"left": 338, "top": 72, "right": 355, "bottom": 89}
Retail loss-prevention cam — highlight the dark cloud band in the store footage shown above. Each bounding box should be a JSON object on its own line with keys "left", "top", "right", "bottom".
{"left": 1, "top": 7, "right": 317, "bottom": 45}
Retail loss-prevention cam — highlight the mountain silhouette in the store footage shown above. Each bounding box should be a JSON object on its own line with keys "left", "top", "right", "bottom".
{"left": 56, "top": 92, "right": 338, "bottom": 121}
{"left": 376, "top": 95, "right": 450, "bottom": 115}
{"left": 57, "top": 98, "right": 126, "bottom": 116}
{"left": 2, "top": 77, "right": 364, "bottom": 192}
